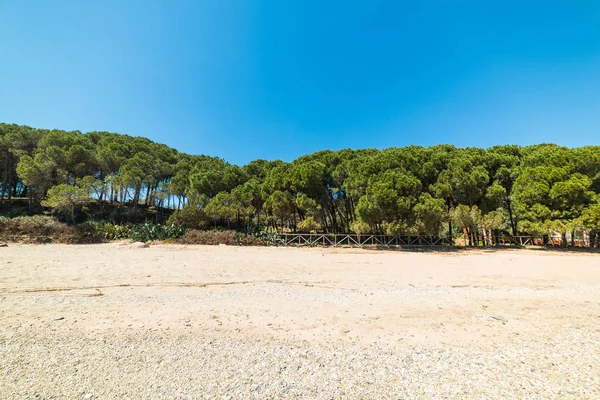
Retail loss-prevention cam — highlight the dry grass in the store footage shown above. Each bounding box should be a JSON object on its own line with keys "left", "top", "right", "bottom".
{"left": 0, "top": 215, "right": 103, "bottom": 244}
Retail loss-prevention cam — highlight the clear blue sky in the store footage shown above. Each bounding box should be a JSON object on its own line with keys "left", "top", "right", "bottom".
{"left": 1, "top": 1, "right": 599, "bottom": 165}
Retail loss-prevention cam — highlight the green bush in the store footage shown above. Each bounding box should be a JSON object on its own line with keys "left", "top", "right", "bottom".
{"left": 41, "top": 184, "right": 91, "bottom": 222}
{"left": 177, "top": 229, "right": 265, "bottom": 246}
{"left": 129, "top": 222, "right": 186, "bottom": 242}
{"left": 105, "top": 223, "right": 132, "bottom": 240}
{"left": 80, "top": 221, "right": 185, "bottom": 242}
{"left": 252, "top": 227, "right": 278, "bottom": 245}
{"left": 81, "top": 221, "right": 132, "bottom": 241}
{"left": 297, "top": 216, "right": 318, "bottom": 233}
{"left": 167, "top": 205, "right": 210, "bottom": 229}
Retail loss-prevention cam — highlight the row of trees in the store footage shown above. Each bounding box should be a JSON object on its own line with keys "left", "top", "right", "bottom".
{"left": 1, "top": 123, "right": 600, "bottom": 245}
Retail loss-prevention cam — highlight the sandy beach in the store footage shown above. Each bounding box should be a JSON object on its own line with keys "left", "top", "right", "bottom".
{"left": 1, "top": 244, "right": 599, "bottom": 398}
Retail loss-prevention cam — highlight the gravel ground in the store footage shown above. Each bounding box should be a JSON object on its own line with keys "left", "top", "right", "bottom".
{"left": 2, "top": 328, "right": 598, "bottom": 399}
{"left": 1, "top": 244, "right": 599, "bottom": 399}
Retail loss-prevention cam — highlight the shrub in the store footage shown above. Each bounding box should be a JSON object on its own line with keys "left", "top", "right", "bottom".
{"left": 177, "top": 230, "right": 265, "bottom": 246}
{"left": 177, "top": 229, "right": 236, "bottom": 245}
{"left": 42, "top": 184, "right": 91, "bottom": 222}
{"left": 104, "top": 223, "right": 132, "bottom": 240}
{"left": 252, "top": 227, "right": 278, "bottom": 245}
{"left": 238, "top": 232, "right": 266, "bottom": 246}
{"left": 4, "top": 215, "right": 64, "bottom": 235}
{"left": 167, "top": 205, "right": 210, "bottom": 230}
{"left": 0, "top": 215, "right": 103, "bottom": 244}
{"left": 66, "top": 221, "right": 186, "bottom": 242}
{"left": 129, "top": 222, "right": 159, "bottom": 242}
{"left": 129, "top": 222, "right": 186, "bottom": 242}
{"left": 81, "top": 221, "right": 132, "bottom": 241}
{"left": 297, "top": 216, "right": 318, "bottom": 233}
{"left": 350, "top": 219, "right": 371, "bottom": 234}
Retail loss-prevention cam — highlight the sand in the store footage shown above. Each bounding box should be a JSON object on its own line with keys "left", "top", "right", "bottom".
{"left": 1, "top": 244, "right": 599, "bottom": 398}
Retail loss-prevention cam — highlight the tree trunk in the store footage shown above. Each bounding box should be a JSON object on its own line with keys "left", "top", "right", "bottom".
{"left": 506, "top": 197, "right": 517, "bottom": 236}
{"left": 447, "top": 199, "right": 453, "bottom": 241}
{"left": 348, "top": 197, "right": 356, "bottom": 223}
{"left": 5, "top": 152, "right": 13, "bottom": 206}
{"left": 134, "top": 185, "right": 142, "bottom": 208}
{"left": 329, "top": 201, "right": 337, "bottom": 233}
{"left": 1, "top": 149, "right": 8, "bottom": 203}
{"left": 145, "top": 185, "right": 151, "bottom": 206}
{"left": 7, "top": 177, "right": 12, "bottom": 206}
{"left": 321, "top": 209, "right": 329, "bottom": 233}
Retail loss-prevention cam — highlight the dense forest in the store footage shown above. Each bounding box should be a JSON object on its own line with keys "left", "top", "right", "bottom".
{"left": 1, "top": 122, "right": 600, "bottom": 245}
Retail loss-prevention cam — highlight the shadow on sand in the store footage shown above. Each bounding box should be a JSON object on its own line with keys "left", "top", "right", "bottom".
{"left": 353, "top": 244, "right": 600, "bottom": 254}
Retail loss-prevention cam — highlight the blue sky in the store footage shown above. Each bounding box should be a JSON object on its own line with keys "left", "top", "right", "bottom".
{"left": 1, "top": 0, "right": 599, "bottom": 165}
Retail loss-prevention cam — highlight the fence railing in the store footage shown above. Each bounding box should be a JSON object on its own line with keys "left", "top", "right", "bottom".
{"left": 274, "top": 233, "right": 453, "bottom": 247}
{"left": 272, "top": 233, "right": 595, "bottom": 248}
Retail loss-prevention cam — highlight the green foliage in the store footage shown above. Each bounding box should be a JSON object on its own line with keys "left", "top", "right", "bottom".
{"left": 350, "top": 219, "right": 371, "bottom": 234}
{"left": 580, "top": 203, "right": 600, "bottom": 231}
{"left": 167, "top": 204, "right": 209, "bottom": 229}
{"left": 41, "top": 184, "right": 91, "bottom": 222}
{"left": 356, "top": 170, "right": 422, "bottom": 229}
{"left": 81, "top": 221, "right": 186, "bottom": 242}
{"left": 479, "top": 211, "right": 504, "bottom": 231}
{"left": 297, "top": 216, "right": 318, "bottom": 233}
{"left": 177, "top": 229, "right": 265, "bottom": 246}
{"left": 518, "top": 220, "right": 548, "bottom": 236}
{"left": 3, "top": 122, "right": 600, "bottom": 246}
{"left": 204, "top": 191, "right": 236, "bottom": 222}
{"left": 451, "top": 204, "right": 481, "bottom": 231}
{"left": 264, "top": 190, "right": 295, "bottom": 229}
{"left": 83, "top": 221, "right": 132, "bottom": 240}
{"left": 251, "top": 227, "right": 278, "bottom": 245}
{"left": 129, "top": 222, "right": 186, "bottom": 242}
{"left": 413, "top": 193, "right": 446, "bottom": 235}
{"left": 76, "top": 175, "right": 108, "bottom": 198}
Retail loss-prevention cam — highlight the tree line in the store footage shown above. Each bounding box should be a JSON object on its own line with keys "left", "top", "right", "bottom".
{"left": 1, "top": 122, "right": 600, "bottom": 245}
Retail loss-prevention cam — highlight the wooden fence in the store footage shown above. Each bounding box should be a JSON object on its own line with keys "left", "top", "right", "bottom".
{"left": 272, "top": 233, "right": 593, "bottom": 248}
{"left": 274, "top": 233, "right": 453, "bottom": 247}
